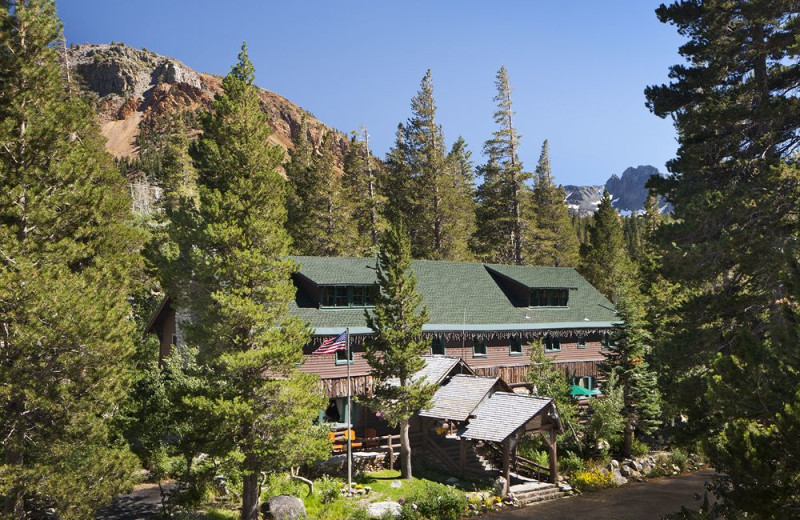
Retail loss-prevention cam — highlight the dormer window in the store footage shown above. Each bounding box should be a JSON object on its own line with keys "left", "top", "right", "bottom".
{"left": 529, "top": 288, "right": 569, "bottom": 307}
{"left": 320, "top": 285, "right": 378, "bottom": 308}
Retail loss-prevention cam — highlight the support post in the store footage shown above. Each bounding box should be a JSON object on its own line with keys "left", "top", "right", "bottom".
{"left": 502, "top": 440, "right": 511, "bottom": 497}
{"left": 388, "top": 436, "right": 394, "bottom": 471}
{"left": 549, "top": 428, "right": 558, "bottom": 484}
{"left": 459, "top": 438, "right": 467, "bottom": 476}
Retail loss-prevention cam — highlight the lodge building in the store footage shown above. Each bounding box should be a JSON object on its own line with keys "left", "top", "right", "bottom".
{"left": 146, "top": 256, "right": 617, "bottom": 432}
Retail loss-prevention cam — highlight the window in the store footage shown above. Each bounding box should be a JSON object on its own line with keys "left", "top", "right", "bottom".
{"left": 320, "top": 285, "right": 378, "bottom": 308}
{"left": 473, "top": 337, "right": 488, "bottom": 357}
{"left": 529, "top": 288, "right": 569, "bottom": 307}
{"left": 431, "top": 336, "right": 446, "bottom": 356}
{"left": 602, "top": 332, "right": 615, "bottom": 349}
{"left": 544, "top": 334, "right": 561, "bottom": 352}
{"left": 509, "top": 337, "right": 523, "bottom": 356}
{"left": 571, "top": 376, "right": 596, "bottom": 391}
{"left": 335, "top": 348, "right": 354, "bottom": 365}
{"left": 577, "top": 336, "right": 586, "bottom": 349}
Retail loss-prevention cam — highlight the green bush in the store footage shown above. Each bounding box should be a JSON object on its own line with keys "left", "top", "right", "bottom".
{"left": 314, "top": 475, "right": 341, "bottom": 504}
{"left": 559, "top": 451, "right": 584, "bottom": 476}
{"left": 631, "top": 438, "right": 650, "bottom": 457}
{"left": 670, "top": 448, "right": 688, "bottom": 472}
{"left": 571, "top": 468, "right": 616, "bottom": 492}
{"left": 261, "top": 473, "right": 307, "bottom": 499}
{"left": 400, "top": 481, "right": 467, "bottom": 520}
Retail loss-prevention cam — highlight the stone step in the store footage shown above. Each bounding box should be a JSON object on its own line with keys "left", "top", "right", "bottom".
{"left": 514, "top": 488, "right": 566, "bottom": 506}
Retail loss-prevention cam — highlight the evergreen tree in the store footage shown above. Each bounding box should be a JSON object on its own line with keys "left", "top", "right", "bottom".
{"left": 601, "top": 297, "right": 661, "bottom": 458}
{"left": 0, "top": 1, "right": 142, "bottom": 516}
{"left": 474, "top": 66, "right": 534, "bottom": 264}
{"left": 529, "top": 140, "right": 580, "bottom": 266}
{"left": 386, "top": 70, "right": 474, "bottom": 260}
{"left": 579, "top": 189, "right": 637, "bottom": 301}
{"left": 646, "top": 2, "right": 800, "bottom": 515}
{"left": 528, "top": 341, "right": 580, "bottom": 452}
{"left": 363, "top": 223, "right": 436, "bottom": 479}
{"left": 162, "top": 45, "right": 328, "bottom": 520}
{"left": 343, "top": 126, "right": 385, "bottom": 254}
{"left": 444, "top": 136, "right": 476, "bottom": 261}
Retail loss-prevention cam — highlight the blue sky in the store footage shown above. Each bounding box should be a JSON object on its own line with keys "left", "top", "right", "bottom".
{"left": 58, "top": 1, "right": 685, "bottom": 186}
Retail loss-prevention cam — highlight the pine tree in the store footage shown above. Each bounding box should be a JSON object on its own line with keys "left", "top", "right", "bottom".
{"left": 0, "top": 1, "right": 142, "bottom": 516}
{"left": 528, "top": 342, "right": 580, "bottom": 452}
{"left": 646, "top": 2, "right": 800, "bottom": 515}
{"left": 343, "top": 126, "right": 385, "bottom": 254}
{"left": 363, "top": 223, "right": 436, "bottom": 479}
{"left": 163, "top": 45, "right": 328, "bottom": 520}
{"left": 444, "top": 136, "right": 476, "bottom": 261}
{"left": 601, "top": 297, "right": 661, "bottom": 458}
{"left": 529, "top": 140, "right": 580, "bottom": 266}
{"left": 386, "top": 70, "right": 474, "bottom": 260}
{"left": 474, "top": 66, "right": 534, "bottom": 264}
{"left": 579, "top": 189, "right": 637, "bottom": 301}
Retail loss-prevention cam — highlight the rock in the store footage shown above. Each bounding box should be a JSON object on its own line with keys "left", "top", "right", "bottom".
{"left": 672, "top": 464, "right": 681, "bottom": 473}
{"left": 367, "top": 502, "right": 402, "bottom": 518}
{"left": 611, "top": 469, "right": 628, "bottom": 486}
{"left": 631, "top": 460, "right": 643, "bottom": 472}
{"left": 620, "top": 465, "right": 632, "bottom": 477}
{"left": 628, "top": 469, "right": 642, "bottom": 479}
{"left": 261, "top": 495, "right": 306, "bottom": 520}
{"left": 493, "top": 476, "right": 508, "bottom": 496}
{"left": 610, "top": 459, "right": 620, "bottom": 469}
{"left": 445, "top": 477, "right": 460, "bottom": 485}
{"left": 390, "top": 480, "right": 403, "bottom": 488}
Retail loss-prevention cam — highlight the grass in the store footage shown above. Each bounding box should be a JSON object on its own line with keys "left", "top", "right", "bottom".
{"left": 355, "top": 468, "right": 488, "bottom": 502}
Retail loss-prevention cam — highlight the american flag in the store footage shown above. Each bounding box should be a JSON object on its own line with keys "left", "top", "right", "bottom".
{"left": 312, "top": 330, "right": 347, "bottom": 355}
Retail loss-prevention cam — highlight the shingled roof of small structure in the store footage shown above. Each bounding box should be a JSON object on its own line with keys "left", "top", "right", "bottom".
{"left": 459, "top": 392, "right": 554, "bottom": 443}
{"left": 419, "top": 375, "right": 501, "bottom": 422}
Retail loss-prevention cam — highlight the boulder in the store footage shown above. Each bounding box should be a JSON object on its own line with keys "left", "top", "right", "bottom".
{"left": 620, "top": 465, "right": 633, "bottom": 477}
{"left": 610, "top": 469, "right": 628, "bottom": 486}
{"left": 610, "top": 459, "right": 620, "bottom": 470}
{"left": 493, "top": 476, "right": 508, "bottom": 496}
{"left": 261, "top": 495, "right": 306, "bottom": 520}
{"left": 390, "top": 480, "right": 403, "bottom": 488}
{"left": 631, "top": 460, "right": 643, "bottom": 472}
{"left": 367, "top": 501, "right": 402, "bottom": 518}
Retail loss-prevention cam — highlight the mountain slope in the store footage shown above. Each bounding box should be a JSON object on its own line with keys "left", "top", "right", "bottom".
{"left": 565, "top": 165, "right": 669, "bottom": 216}
{"left": 67, "top": 43, "right": 348, "bottom": 162}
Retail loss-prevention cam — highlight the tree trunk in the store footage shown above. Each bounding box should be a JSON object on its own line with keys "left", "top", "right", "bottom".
{"left": 623, "top": 422, "right": 634, "bottom": 459}
{"left": 400, "top": 418, "right": 412, "bottom": 479}
{"left": 241, "top": 454, "right": 260, "bottom": 520}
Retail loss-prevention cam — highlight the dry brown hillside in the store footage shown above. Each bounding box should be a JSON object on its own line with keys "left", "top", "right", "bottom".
{"left": 67, "top": 43, "right": 349, "bottom": 165}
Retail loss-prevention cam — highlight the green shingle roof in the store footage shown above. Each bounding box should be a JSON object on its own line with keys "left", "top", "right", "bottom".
{"left": 289, "top": 256, "right": 617, "bottom": 334}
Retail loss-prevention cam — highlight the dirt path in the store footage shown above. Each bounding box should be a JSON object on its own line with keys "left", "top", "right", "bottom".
{"left": 95, "top": 483, "right": 171, "bottom": 520}
{"left": 485, "top": 470, "right": 715, "bottom": 520}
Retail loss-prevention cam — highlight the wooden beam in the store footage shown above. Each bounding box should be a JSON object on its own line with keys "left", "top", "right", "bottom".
{"left": 502, "top": 439, "right": 511, "bottom": 497}
{"left": 549, "top": 428, "right": 558, "bottom": 484}
{"left": 459, "top": 438, "right": 467, "bottom": 476}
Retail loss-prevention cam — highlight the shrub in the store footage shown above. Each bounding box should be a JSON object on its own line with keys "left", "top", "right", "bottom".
{"left": 315, "top": 475, "right": 342, "bottom": 504}
{"left": 670, "top": 448, "right": 688, "bottom": 472}
{"left": 630, "top": 438, "right": 650, "bottom": 457}
{"left": 400, "top": 481, "right": 467, "bottom": 520}
{"left": 559, "top": 451, "right": 584, "bottom": 476}
{"left": 261, "top": 473, "right": 307, "bottom": 499}
{"left": 571, "top": 468, "right": 616, "bottom": 492}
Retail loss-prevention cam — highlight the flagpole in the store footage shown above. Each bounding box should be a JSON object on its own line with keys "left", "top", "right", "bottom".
{"left": 345, "top": 327, "right": 352, "bottom": 494}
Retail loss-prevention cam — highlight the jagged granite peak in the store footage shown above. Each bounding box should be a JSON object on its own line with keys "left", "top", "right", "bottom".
{"left": 565, "top": 165, "right": 669, "bottom": 216}
{"left": 605, "top": 165, "right": 661, "bottom": 213}
{"left": 66, "top": 42, "right": 349, "bottom": 163}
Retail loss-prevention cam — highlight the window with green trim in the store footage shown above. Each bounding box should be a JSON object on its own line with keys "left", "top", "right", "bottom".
{"left": 473, "top": 337, "right": 488, "bottom": 357}
{"left": 509, "top": 337, "right": 523, "bottom": 356}
{"left": 335, "top": 348, "right": 354, "bottom": 365}
{"left": 431, "top": 336, "right": 446, "bottom": 356}
{"left": 544, "top": 334, "right": 561, "bottom": 352}
{"left": 529, "top": 288, "right": 569, "bottom": 307}
{"left": 320, "top": 285, "right": 378, "bottom": 308}
{"left": 577, "top": 336, "right": 586, "bottom": 349}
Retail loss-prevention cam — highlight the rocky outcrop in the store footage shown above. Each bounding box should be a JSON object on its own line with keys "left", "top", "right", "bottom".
{"left": 605, "top": 165, "right": 662, "bottom": 213}
{"left": 564, "top": 165, "right": 670, "bottom": 216}
{"left": 67, "top": 43, "right": 348, "bottom": 163}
